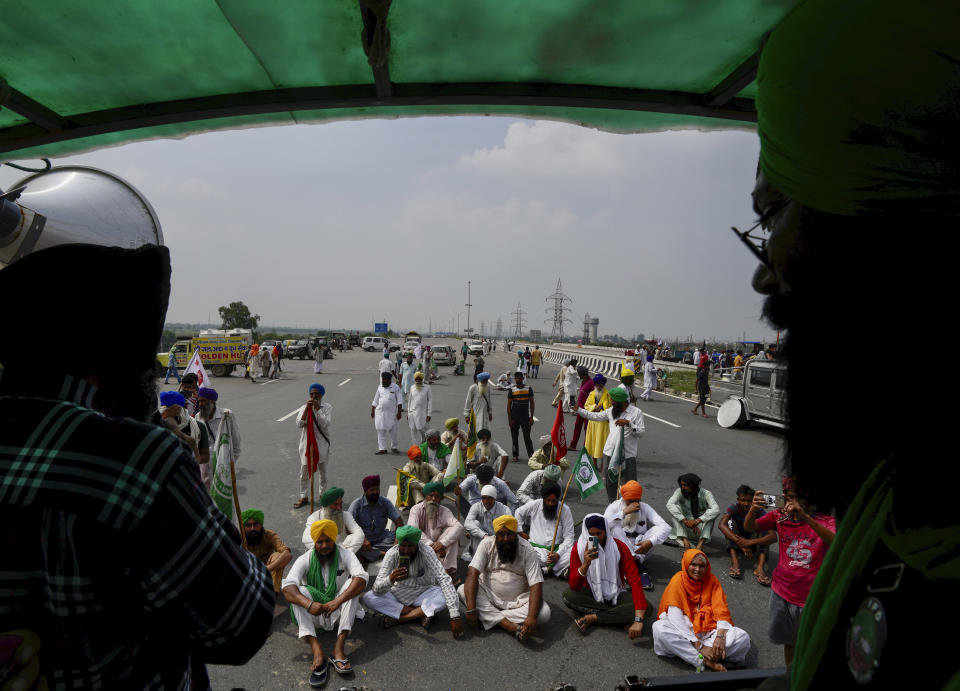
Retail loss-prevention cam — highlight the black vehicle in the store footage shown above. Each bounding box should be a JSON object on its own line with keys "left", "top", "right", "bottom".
{"left": 286, "top": 339, "right": 315, "bottom": 360}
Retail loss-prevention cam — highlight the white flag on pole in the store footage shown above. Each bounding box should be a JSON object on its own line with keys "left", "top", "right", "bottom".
{"left": 184, "top": 349, "right": 212, "bottom": 389}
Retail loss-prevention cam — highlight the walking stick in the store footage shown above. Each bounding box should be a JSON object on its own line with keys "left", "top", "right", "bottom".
{"left": 230, "top": 459, "right": 247, "bottom": 550}
{"left": 546, "top": 466, "right": 576, "bottom": 572}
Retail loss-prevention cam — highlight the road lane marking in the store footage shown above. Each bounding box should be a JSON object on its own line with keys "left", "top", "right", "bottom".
{"left": 338, "top": 378, "right": 351, "bottom": 387}
{"left": 643, "top": 412, "right": 680, "bottom": 428}
{"left": 259, "top": 378, "right": 278, "bottom": 386}
{"left": 276, "top": 408, "right": 301, "bottom": 423}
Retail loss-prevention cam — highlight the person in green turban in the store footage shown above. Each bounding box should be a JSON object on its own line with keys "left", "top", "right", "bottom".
{"left": 241, "top": 508, "right": 291, "bottom": 594}
{"left": 407, "top": 480, "right": 464, "bottom": 581}
{"left": 282, "top": 517, "right": 370, "bottom": 683}
{"left": 300, "top": 487, "right": 366, "bottom": 555}
{"left": 739, "top": 1, "right": 959, "bottom": 687}
{"left": 362, "top": 522, "right": 464, "bottom": 638}
{"left": 577, "top": 384, "right": 645, "bottom": 502}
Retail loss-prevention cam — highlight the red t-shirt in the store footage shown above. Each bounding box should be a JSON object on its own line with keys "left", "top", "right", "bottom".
{"left": 568, "top": 537, "right": 648, "bottom": 611}
{"left": 756, "top": 511, "right": 836, "bottom": 607}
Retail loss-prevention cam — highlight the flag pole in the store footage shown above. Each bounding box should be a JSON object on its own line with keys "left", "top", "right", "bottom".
{"left": 546, "top": 465, "right": 576, "bottom": 571}
{"left": 230, "top": 459, "right": 247, "bottom": 550}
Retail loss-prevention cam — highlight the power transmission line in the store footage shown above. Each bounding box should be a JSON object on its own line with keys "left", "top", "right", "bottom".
{"left": 545, "top": 278, "right": 573, "bottom": 341}
{"left": 510, "top": 303, "right": 527, "bottom": 339}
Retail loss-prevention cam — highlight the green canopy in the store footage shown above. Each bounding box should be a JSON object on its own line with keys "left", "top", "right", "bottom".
{"left": 0, "top": 0, "right": 799, "bottom": 159}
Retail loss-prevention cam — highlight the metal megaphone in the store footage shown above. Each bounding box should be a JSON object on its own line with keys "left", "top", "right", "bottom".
{"left": 0, "top": 165, "right": 163, "bottom": 268}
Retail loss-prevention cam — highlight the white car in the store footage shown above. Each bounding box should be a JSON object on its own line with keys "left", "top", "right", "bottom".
{"left": 467, "top": 340, "right": 484, "bottom": 356}
{"left": 362, "top": 336, "right": 387, "bottom": 352}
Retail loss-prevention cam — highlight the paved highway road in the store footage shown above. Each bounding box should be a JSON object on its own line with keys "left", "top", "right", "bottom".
{"left": 182, "top": 340, "right": 786, "bottom": 689}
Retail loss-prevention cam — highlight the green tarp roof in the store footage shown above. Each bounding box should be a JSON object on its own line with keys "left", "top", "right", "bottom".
{"left": 0, "top": 0, "right": 800, "bottom": 159}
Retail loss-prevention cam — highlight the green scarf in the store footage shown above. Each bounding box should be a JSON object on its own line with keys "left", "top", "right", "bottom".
{"left": 288, "top": 548, "right": 339, "bottom": 625}
{"left": 792, "top": 460, "right": 960, "bottom": 690}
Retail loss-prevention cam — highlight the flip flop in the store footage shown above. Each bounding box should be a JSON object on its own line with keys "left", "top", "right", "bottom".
{"left": 574, "top": 616, "right": 590, "bottom": 635}
{"left": 728, "top": 567, "right": 743, "bottom": 579}
{"left": 755, "top": 572, "right": 771, "bottom": 587}
{"left": 420, "top": 615, "right": 432, "bottom": 630}
{"left": 327, "top": 656, "right": 353, "bottom": 676}
{"left": 308, "top": 660, "right": 328, "bottom": 688}
{"left": 380, "top": 615, "right": 399, "bottom": 629}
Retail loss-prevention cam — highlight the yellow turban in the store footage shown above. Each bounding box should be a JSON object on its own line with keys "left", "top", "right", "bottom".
{"left": 492, "top": 515, "right": 518, "bottom": 534}
{"left": 310, "top": 519, "right": 338, "bottom": 543}
{"left": 621, "top": 366, "right": 634, "bottom": 377}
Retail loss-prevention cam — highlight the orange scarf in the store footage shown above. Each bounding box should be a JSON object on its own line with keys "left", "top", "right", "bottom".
{"left": 657, "top": 549, "right": 732, "bottom": 634}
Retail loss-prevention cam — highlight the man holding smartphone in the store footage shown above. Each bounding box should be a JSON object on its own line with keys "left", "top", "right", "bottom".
{"left": 744, "top": 477, "right": 835, "bottom": 667}
{"left": 363, "top": 525, "right": 464, "bottom": 637}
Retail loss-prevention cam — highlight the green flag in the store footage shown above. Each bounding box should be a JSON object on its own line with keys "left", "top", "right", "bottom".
{"left": 442, "top": 442, "right": 466, "bottom": 487}
{"left": 606, "top": 426, "right": 626, "bottom": 486}
{"left": 572, "top": 448, "right": 604, "bottom": 500}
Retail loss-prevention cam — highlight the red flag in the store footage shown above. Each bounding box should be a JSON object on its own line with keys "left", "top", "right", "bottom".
{"left": 304, "top": 405, "right": 319, "bottom": 476}
{"left": 550, "top": 402, "right": 567, "bottom": 462}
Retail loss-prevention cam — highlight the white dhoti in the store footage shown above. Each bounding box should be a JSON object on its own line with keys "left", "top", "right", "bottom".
{"left": 652, "top": 620, "right": 751, "bottom": 668}
{"left": 290, "top": 583, "right": 361, "bottom": 638}
{"left": 530, "top": 543, "right": 571, "bottom": 574}
{"left": 457, "top": 583, "right": 551, "bottom": 630}
{"left": 299, "top": 461, "right": 327, "bottom": 500}
{"left": 362, "top": 586, "right": 446, "bottom": 620}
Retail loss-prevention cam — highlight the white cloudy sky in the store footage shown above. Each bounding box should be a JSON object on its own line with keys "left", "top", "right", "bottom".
{"left": 1, "top": 116, "right": 776, "bottom": 342}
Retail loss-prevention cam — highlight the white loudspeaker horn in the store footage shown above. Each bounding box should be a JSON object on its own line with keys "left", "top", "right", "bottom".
{"left": 0, "top": 165, "right": 163, "bottom": 268}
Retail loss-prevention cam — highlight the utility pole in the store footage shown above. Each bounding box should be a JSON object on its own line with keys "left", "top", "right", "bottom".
{"left": 495, "top": 317, "right": 503, "bottom": 340}
{"left": 480, "top": 320, "right": 486, "bottom": 338}
{"left": 510, "top": 302, "right": 527, "bottom": 339}
{"left": 545, "top": 278, "right": 573, "bottom": 341}
{"left": 464, "top": 280, "right": 472, "bottom": 337}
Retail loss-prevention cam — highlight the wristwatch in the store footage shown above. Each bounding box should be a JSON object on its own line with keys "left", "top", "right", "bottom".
{"left": 633, "top": 616, "right": 643, "bottom": 623}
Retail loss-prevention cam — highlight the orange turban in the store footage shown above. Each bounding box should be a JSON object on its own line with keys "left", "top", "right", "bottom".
{"left": 620, "top": 481, "right": 643, "bottom": 501}
{"left": 407, "top": 445, "right": 422, "bottom": 461}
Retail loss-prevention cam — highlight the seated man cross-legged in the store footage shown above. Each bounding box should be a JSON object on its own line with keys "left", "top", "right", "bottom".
{"left": 242, "top": 508, "right": 292, "bottom": 594}
{"left": 652, "top": 549, "right": 752, "bottom": 672}
{"left": 515, "top": 480, "right": 574, "bottom": 578}
{"left": 460, "top": 514, "right": 550, "bottom": 641}
{"left": 464, "top": 484, "right": 512, "bottom": 560}
{"left": 407, "top": 481, "right": 465, "bottom": 583}
{"left": 604, "top": 481, "right": 670, "bottom": 590}
{"left": 362, "top": 525, "right": 465, "bottom": 637}
{"left": 282, "top": 520, "right": 368, "bottom": 686}
{"left": 717, "top": 484, "right": 776, "bottom": 585}
{"left": 301, "top": 486, "right": 366, "bottom": 555}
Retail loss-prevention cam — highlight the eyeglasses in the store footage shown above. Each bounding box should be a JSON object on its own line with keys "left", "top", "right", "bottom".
{"left": 730, "top": 200, "right": 791, "bottom": 273}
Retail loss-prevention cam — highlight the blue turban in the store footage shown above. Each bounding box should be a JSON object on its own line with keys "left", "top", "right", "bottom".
{"left": 309, "top": 383, "right": 325, "bottom": 396}
{"left": 477, "top": 372, "right": 491, "bottom": 382}
{"left": 197, "top": 387, "right": 218, "bottom": 401}
{"left": 593, "top": 374, "right": 606, "bottom": 386}
{"left": 159, "top": 391, "right": 185, "bottom": 407}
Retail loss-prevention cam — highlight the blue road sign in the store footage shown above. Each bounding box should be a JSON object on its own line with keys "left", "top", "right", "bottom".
{"left": 375, "top": 323, "right": 388, "bottom": 334}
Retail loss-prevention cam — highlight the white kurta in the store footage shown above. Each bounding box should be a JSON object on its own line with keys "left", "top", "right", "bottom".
{"left": 459, "top": 535, "right": 550, "bottom": 630}
{"left": 463, "top": 383, "right": 493, "bottom": 422}
{"left": 372, "top": 383, "right": 403, "bottom": 451}
{"left": 399, "top": 361, "right": 418, "bottom": 397}
{"left": 406, "top": 384, "right": 432, "bottom": 442}
{"left": 514, "top": 500, "right": 574, "bottom": 573}
{"left": 652, "top": 607, "right": 750, "bottom": 668}
{"left": 282, "top": 547, "right": 369, "bottom": 638}
{"left": 295, "top": 402, "right": 332, "bottom": 498}
{"left": 463, "top": 500, "right": 511, "bottom": 552}
{"left": 603, "top": 498, "right": 670, "bottom": 564}
{"left": 302, "top": 508, "right": 365, "bottom": 554}
{"left": 378, "top": 357, "right": 395, "bottom": 377}
{"left": 642, "top": 361, "right": 656, "bottom": 389}
{"left": 577, "top": 404, "right": 645, "bottom": 458}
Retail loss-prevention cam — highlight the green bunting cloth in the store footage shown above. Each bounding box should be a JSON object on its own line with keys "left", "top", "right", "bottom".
{"left": 396, "top": 525, "right": 422, "bottom": 544}
{"left": 320, "top": 486, "right": 344, "bottom": 507}
{"left": 757, "top": 0, "right": 960, "bottom": 217}
{"left": 240, "top": 508, "right": 264, "bottom": 525}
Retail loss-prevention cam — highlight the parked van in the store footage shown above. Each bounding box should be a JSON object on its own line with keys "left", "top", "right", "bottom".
{"left": 362, "top": 336, "right": 388, "bottom": 352}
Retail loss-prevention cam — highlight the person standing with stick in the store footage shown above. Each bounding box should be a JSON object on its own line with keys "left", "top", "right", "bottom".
{"left": 295, "top": 383, "right": 332, "bottom": 509}
{"left": 197, "top": 387, "right": 243, "bottom": 520}
{"left": 575, "top": 387, "right": 644, "bottom": 502}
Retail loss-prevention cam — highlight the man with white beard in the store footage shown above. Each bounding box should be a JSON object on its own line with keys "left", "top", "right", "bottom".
{"left": 464, "top": 484, "right": 512, "bottom": 558}
{"left": 466, "top": 428, "right": 510, "bottom": 479}
{"left": 401, "top": 445, "right": 444, "bottom": 506}
{"left": 515, "top": 481, "right": 575, "bottom": 578}
{"left": 407, "top": 482, "right": 464, "bottom": 581}
{"left": 463, "top": 371, "right": 494, "bottom": 427}
{"left": 604, "top": 481, "right": 669, "bottom": 590}
{"left": 371, "top": 372, "right": 402, "bottom": 455}
{"left": 301, "top": 487, "right": 365, "bottom": 554}
{"left": 405, "top": 371, "right": 432, "bottom": 444}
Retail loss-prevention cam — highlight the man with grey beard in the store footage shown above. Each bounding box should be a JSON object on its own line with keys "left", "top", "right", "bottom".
{"left": 407, "top": 481, "right": 464, "bottom": 581}
{"left": 460, "top": 514, "right": 549, "bottom": 639}
{"left": 301, "top": 487, "right": 365, "bottom": 554}
{"left": 467, "top": 427, "right": 510, "bottom": 479}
